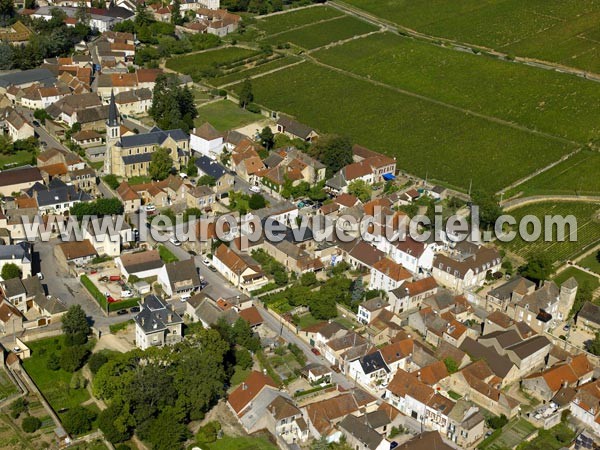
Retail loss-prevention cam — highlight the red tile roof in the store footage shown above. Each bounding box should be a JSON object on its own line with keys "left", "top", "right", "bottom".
{"left": 228, "top": 371, "right": 276, "bottom": 415}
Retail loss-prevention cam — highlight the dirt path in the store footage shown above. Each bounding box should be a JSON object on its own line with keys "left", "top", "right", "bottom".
{"left": 93, "top": 332, "right": 135, "bottom": 354}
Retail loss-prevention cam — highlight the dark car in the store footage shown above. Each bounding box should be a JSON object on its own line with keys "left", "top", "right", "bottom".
{"left": 32, "top": 120, "right": 40, "bottom": 127}
{"left": 209, "top": 266, "right": 218, "bottom": 272}
{"left": 116, "top": 309, "right": 128, "bottom": 315}
{"left": 188, "top": 250, "right": 197, "bottom": 256}
{"left": 311, "top": 348, "right": 320, "bottom": 356}
{"left": 390, "top": 442, "right": 399, "bottom": 449}
{"left": 130, "top": 306, "right": 140, "bottom": 313}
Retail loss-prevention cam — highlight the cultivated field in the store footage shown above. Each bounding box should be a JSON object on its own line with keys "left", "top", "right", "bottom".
{"left": 264, "top": 15, "right": 378, "bottom": 50}
{"left": 313, "top": 33, "right": 600, "bottom": 144}
{"left": 235, "top": 62, "right": 573, "bottom": 192}
{"left": 501, "top": 202, "right": 600, "bottom": 266}
{"left": 165, "top": 47, "right": 259, "bottom": 80}
{"left": 341, "top": 0, "right": 600, "bottom": 72}
{"left": 195, "top": 100, "right": 262, "bottom": 132}
{"left": 480, "top": 419, "right": 536, "bottom": 450}
{"left": 210, "top": 55, "right": 301, "bottom": 87}
{"left": 506, "top": 150, "right": 600, "bottom": 197}
{"left": 255, "top": 5, "right": 343, "bottom": 35}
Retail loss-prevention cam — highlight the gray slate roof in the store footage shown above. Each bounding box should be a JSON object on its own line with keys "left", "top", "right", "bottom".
{"left": 195, "top": 155, "right": 228, "bottom": 180}
{"left": 0, "top": 68, "right": 56, "bottom": 87}
{"left": 120, "top": 129, "right": 188, "bottom": 148}
{"left": 578, "top": 301, "right": 600, "bottom": 325}
{"left": 338, "top": 414, "right": 385, "bottom": 450}
{"left": 134, "top": 294, "right": 182, "bottom": 334}
{"left": 164, "top": 260, "right": 201, "bottom": 293}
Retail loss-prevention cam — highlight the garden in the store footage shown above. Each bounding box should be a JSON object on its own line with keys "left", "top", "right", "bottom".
{"left": 195, "top": 100, "right": 263, "bottom": 132}
{"left": 479, "top": 418, "right": 536, "bottom": 450}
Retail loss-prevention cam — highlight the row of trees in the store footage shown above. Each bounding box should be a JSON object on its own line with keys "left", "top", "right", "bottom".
{"left": 70, "top": 198, "right": 125, "bottom": 220}
{"left": 150, "top": 74, "right": 198, "bottom": 132}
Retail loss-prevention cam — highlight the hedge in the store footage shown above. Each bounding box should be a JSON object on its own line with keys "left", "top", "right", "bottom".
{"left": 80, "top": 275, "right": 140, "bottom": 312}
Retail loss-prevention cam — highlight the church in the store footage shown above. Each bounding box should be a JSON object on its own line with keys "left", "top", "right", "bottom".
{"left": 104, "top": 91, "right": 190, "bottom": 178}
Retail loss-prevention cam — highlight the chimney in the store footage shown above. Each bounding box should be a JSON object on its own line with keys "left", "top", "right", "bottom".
{"left": 168, "top": 313, "right": 173, "bottom": 322}
{"left": 141, "top": 317, "right": 145, "bottom": 326}
{"left": 417, "top": 371, "right": 421, "bottom": 381}
{"left": 242, "top": 383, "right": 247, "bottom": 390}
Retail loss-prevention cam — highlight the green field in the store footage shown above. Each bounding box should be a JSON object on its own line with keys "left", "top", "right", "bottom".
{"left": 0, "top": 370, "right": 17, "bottom": 400}
{"left": 554, "top": 266, "right": 600, "bottom": 290}
{"left": 579, "top": 250, "right": 600, "bottom": 275}
{"left": 195, "top": 100, "right": 262, "bottom": 132}
{"left": 501, "top": 202, "right": 600, "bottom": 266}
{"left": 341, "top": 0, "right": 600, "bottom": 73}
{"left": 235, "top": 62, "right": 573, "bottom": 191}
{"left": 313, "top": 33, "right": 600, "bottom": 144}
{"left": 0, "top": 150, "right": 36, "bottom": 171}
{"left": 506, "top": 151, "right": 600, "bottom": 197}
{"left": 22, "top": 337, "right": 91, "bottom": 413}
{"left": 211, "top": 56, "right": 301, "bottom": 87}
{"left": 256, "top": 5, "right": 343, "bottom": 35}
{"left": 165, "top": 47, "right": 259, "bottom": 79}
{"left": 479, "top": 418, "right": 536, "bottom": 450}
{"left": 158, "top": 244, "right": 179, "bottom": 263}
{"left": 265, "top": 15, "right": 378, "bottom": 50}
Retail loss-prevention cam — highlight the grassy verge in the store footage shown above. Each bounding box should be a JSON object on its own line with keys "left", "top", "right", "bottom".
{"left": 158, "top": 245, "right": 179, "bottom": 263}
{"left": 109, "top": 319, "right": 134, "bottom": 334}
{"left": 554, "top": 266, "right": 600, "bottom": 291}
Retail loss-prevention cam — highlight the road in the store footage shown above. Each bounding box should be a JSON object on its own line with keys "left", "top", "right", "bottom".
{"left": 16, "top": 106, "right": 67, "bottom": 151}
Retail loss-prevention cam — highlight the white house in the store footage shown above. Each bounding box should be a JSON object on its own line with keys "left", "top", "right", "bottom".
{"left": 190, "top": 122, "right": 223, "bottom": 159}
{"left": 388, "top": 276, "right": 439, "bottom": 314}
{"left": 157, "top": 260, "right": 201, "bottom": 298}
{"left": 368, "top": 257, "right": 412, "bottom": 292}
{"left": 347, "top": 351, "right": 390, "bottom": 389}
{"left": 133, "top": 295, "right": 183, "bottom": 350}
{"left": 432, "top": 245, "right": 501, "bottom": 293}
{"left": 83, "top": 217, "right": 132, "bottom": 257}
{"left": 115, "top": 250, "right": 164, "bottom": 280}
{"left": 389, "top": 237, "right": 437, "bottom": 275}
{"left": 212, "top": 244, "right": 268, "bottom": 293}
{"left": 0, "top": 242, "right": 32, "bottom": 279}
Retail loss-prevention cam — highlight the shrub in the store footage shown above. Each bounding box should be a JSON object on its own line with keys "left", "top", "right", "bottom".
{"left": 88, "top": 352, "right": 109, "bottom": 375}
{"left": 196, "top": 421, "right": 221, "bottom": 444}
{"left": 22, "top": 416, "right": 41, "bottom": 433}
{"left": 60, "top": 346, "right": 89, "bottom": 373}
{"left": 10, "top": 397, "right": 27, "bottom": 419}
{"left": 62, "top": 406, "right": 97, "bottom": 435}
{"left": 46, "top": 353, "right": 60, "bottom": 371}
{"left": 486, "top": 414, "right": 508, "bottom": 429}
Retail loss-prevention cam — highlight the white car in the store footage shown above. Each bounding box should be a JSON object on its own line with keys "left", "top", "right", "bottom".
{"left": 169, "top": 237, "right": 181, "bottom": 246}
{"left": 203, "top": 258, "right": 211, "bottom": 266}
{"left": 180, "top": 291, "right": 192, "bottom": 302}
{"left": 249, "top": 185, "right": 261, "bottom": 193}
{"left": 145, "top": 204, "right": 156, "bottom": 212}
{"left": 121, "top": 290, "right": 133, "bottom": 298}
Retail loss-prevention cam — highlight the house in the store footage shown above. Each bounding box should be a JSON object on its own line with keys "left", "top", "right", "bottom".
{"left": 0, "top": 166, "right": 43, "bottom": 196}
{"left": 0, "top": 275, "right": 44, "bottom": 313}
{"left": 227, "top": 370, "right": 277, "bottom": 418}
{"left": 115, "top": 250, "right": 164, "bottom": 280}
{"left": 116, "top": 181, "right": 142, "bottom": 213}
{"left": 276, "top": 115, "right": 318, "bottom": 142}
{"left": 0, "top": 242, "right": 32, "bottom": 279}
{"left": 327, "top": 147, "right": 396, "bottom": 193}
{"left": 212, "top": 244, "right": 268, "bottom": 292}
{"left": 157, "top": 260, "right": 201, "bottom": 298}
{"left": 323, "top": 331, "right": 368, "bottom": 368}
{"left": 396, "top": 432, "right": 453, "bottom": 450}
{"left": 27, "top": 179, "right": 92, "bottom": 215}
{"left": 486, "top": 275, "right": 536, "bottom": 312}
{"left": 447, "top": 400, "right": 486, "bottom": 448}
{"left": 32, "top": 6, "right": 134, "bottom": 33}
{"left": 388, "top": 277, "right": 439, "bottom": 314}
{"left": 503, "top": 334, "right": 552, "bottom": 377}
{"left": 368, "top": 258, "right": 412, "bottom": 292}
{"left": 304, "top": 389, "right": 377, "bottom": 439}
{"left": 190, "top": 122, "right": 223, "bottom": 159}
{"left": 459, "top": 338, "right": 520, "bottom": 386}
{"left": 230, "top": 139, "right": 265, "bottom": 185}
{"left": 0, "top": 68, "right": 56, "bottom": 91}
{"left": 301, "top": 363, "right": 332, "bottom": 384}
{"left": 194, "top": 156, "right": 234, "bottom": 198}
{"left": 341, "top": 240, "right": 385, "bottom": 271}
{"left": 385, "top": 369, "right": 456, "bottom": 435}
{"left": 186, "top": 185, "right": 216, "bottom": 210}
{"left": 133, "top": 295, "right": 183, "bottom": 350}
{"left": 83, "top": 216, "right": 132, "bottom": 257}
{"left": 191, "top": 296, "right": 238, "bottom": 327}
{"left": 483, "top": 310, "right": 515, "bottom": 334}
{"left": 569, "top": 379, "right": 600, "bottom": 437}
{"left": 261, "top": 239, "right": 324, "bottom": 276}
{"left": 522, "top": 354, "right": 593, "bottom": 402}
{"left": 389, "top": 237, "right": 437, "bottom": 275}
{"left": 337, "top": 414, "right": 389, "bottom": 450}
{"left": 114, "top": 88, "right": 152, "bottom": 115}
{"left": 265, "top": 395, "right": 310, "bottom": 444}
{"left": 432, "top": 245, "right": 501, "bottom": 293}
{"left": 347, "top": 351, "right": 391, "bottom": 388}
{"left": 238, "top": 305, "right": 263, "bottom": 328}
{"left": 0, "top": 299, "right": 24, "bottom": 334}
{"left": 379, "top": 338, "right": 414, "bottom": 374}
{"left": 55, "top": 240, "right": 98, "bottom": 268}
{"left": 45, "top": 92, "right": 104, "bottom": 128}
{"left": 357, "top": 297, "right": 390, "bottom": 325}
{"left": 0, "top": 108, "right": 34, "bottom": 141}
{"left": 577, "top": 301, "right": 600, "bottom": 332}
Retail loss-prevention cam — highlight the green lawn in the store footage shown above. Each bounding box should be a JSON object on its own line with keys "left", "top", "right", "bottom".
{"left": 0, "top": 150, "right": 36, "bottom": 170}
{"left": 501, "top": 202, "right": 600, "bottom": 266}
{"left": 313, "top": 32, "right": 600, "bottom": 144}
{"left": 265, "top": 15, "right": 378, "bottom": 50}
{"left": 127, "top": 175, "right": 152, "bottom": 185}
{"left": 166, "top": 47, "right": 259, "bottom": 81}
{"left": 21, "top": 337, "right": 91, "bottom": 413}
{"left": 158, "top": 244, "right": 179, "bottom": 263}
{"left": 0, "top": 370, "right": 17, "bottom": 400}
{"left": 341, "top": 0, "right": 600, "bottom": 73}
{"left": 230, "top": 366, "right": 251, "bottom": 388}
{"left": 506, "top": 151, "right": 600, "bottom": 197}
{"left": 195, "top": 100, "right": 262, "bottom": 132}
{"left": 211, "top": 56, "right": 301, "bottom": 87}
{"left": 554, "top": 266, "right": 600, "bottom": 290}
{"left": 517, "top": 422, "right": 574, "bottom": 450}
{"left": 579, "top": 250, "right": 600, "bottom": 275}
{"left": 295, "top": 313, "right": 323, "bottom": 330}
{"left": 203, "top": 435, "right": 278, "bottom": 450}
{"left": 234, "top": 62, "right": 573, "bottom": 191}
{"left": 256, "top": 5, "right": 343, "bottom": 35}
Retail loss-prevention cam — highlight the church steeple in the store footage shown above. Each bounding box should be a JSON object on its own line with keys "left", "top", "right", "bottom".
{"left": 107, "top": 89, "right": 119, "bottom": 128}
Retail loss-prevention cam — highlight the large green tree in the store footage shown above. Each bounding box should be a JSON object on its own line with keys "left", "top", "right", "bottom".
{"left": 149, "top": 147, "right": 173, "bottom": 181}
{"left": 149, "top": 74, "right": 197, "bottom": 132}
{"left": 347, "top": 179, "right": 372, "bottom": 202}
{"left": 61, "top": 305, "right": 90, "bottom": 345}
{"left": 239, "top": 78, "right": 253, "bottom": 109}
{"left": 1, "top": 263, "right": 21, "bottom": 280}
{"left": 519, "top": 253, "right": 553, "bottom": 285}
{"left": 310, "top": 134, "right": 353, "bottom": 176}
{"left": 471, "top": 189, "right": 503, "bottom": 230}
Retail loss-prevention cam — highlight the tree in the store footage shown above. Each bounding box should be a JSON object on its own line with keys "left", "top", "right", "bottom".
{"left": 519, "top": 253, "right": 553, "bottom": 284}
{"left": 569, "top": 281, "right": 594, "bottom": 319}
{"left": 60, "top": 345, "right": 89, "bottom": 372}
{"left": 347, "top": 179, "right": 372, "bottom": 202}
{"left": 486, "top": 414, "right": 508, "bottom": 430}
{"left": 259, "top": 126, "right": 274, "bottom": 150}
{"left": 235, "top": 348, "right": 253, "bottom": 370}
{"left": 170, "top": 0, "right": 183, "bottom": 25}
{"left": 103, "top": 174, "right": 119, "bottom": 190}
{"left": 98, "top": 402, "right": 133, "bottom": 444}
{"left": 62, "top": 406, "right": 96, "bottom": 435}
{"left": 186, "top": 159, "right": 198, "bottom": 177}
{"left": 471, "top": 189, "right": 503, "bottom": 230}
{"left": 75, "top": 1, "right": 91, "bottom": 26}
{"left": 1, "top": 263, "right": 21, "bottom": 280}
{"left": 588, "top": 331, "right": 600, "bottom": 356}
{"left": 150, "top": 74, "right": 197, "bottom": 131}
{"left": 197, "top": 175, "right": 216, "bottom": 186}
{"left": 88, "top": 352, "right": 109, "bottom": 374}
{"left": 22, "top": 416, "right": 41, "bottom": 433}
{"left": 62, "top": 305, "right": 90, "bottom": 345}
{"left": 232, "top": 318, "right": 260, "bottom": 352}
{"left": 46, "top": 353, "right": 60, "bottom": 371}
{"left": 248, "top": 193, "right": 266, "bottom": 210}
{"left": 134, "top": 4, "right": 153, "bottom": 27}
{"left": 443, "top": 357, "right": 459, "bottom": 374}
{"left": 0, "top": 0, "right": 15, "bottom": 26}
{"left": 300, "top": 272, "right": 317, "bottom": 287}
{"left": 149, "top": 147, "right": 173, "bottom": 181}
{"left": 33, "top": 108, "right": 50, "bottom": 125}
{"left": 70, "top": 197, "right": 125, "bottom": 220}
{"left": 310, "top": 134, "right": 352, "bottom": 176}
{"left": 239, "top": 78, "right": 253, "bottom": 109}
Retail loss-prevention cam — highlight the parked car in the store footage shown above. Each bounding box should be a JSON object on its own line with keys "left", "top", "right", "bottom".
{"left": 117, "top": 309, "right": 128, "bottom": 315}
{"left": 209, "top": 266, "right": 218, "bottom": 272}
{"left": 203, "top": 258, "right": 211, "bottom": 265}
{"left": 180, "top": 291, "right": 191, "bottom": 302}
{"left": 311, "top": 348, "right": 320, "bottom": 356}
{"left": 36, "top": 272, "right": 44, "bottom": 280}
{"left": 563, "top": 324, "right": 571, "bottom": 332}
{"left": 169, "top": 237, "right": 181, "bottom": 246}
{"left": 199, "top": 280, "right": 209, "bottom": 290}
{"left": 130, "top": 306, "right": 140, "bottom": 313}
{"left": 188, "top": 250, "right": 197, "bottom": 256}
{"left": 144, "top": 204, "right": 156, "bottom": 212}
{"left": 249, "top": 185, "right": 261, "bottom": 193}
{"left": 121, "top": 289, "right": 133, "bottom": 298}
{"left": 109, "top": 275, "right": 121, "bottom": 282}
{"left": 99, "top": 276, "right": 109, "bottom": 282}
